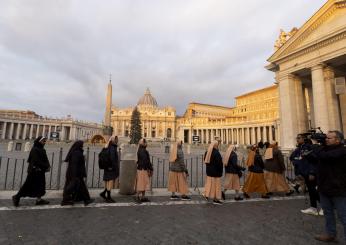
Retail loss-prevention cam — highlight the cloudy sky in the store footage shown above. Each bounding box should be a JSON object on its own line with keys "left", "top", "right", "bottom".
{"left": 0, "top": 0, "right": 326, "bottom": 122}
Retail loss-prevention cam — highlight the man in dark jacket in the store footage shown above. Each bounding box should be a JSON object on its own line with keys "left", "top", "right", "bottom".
{"left": 314, "top": 131, "right": 346, "bottom": 243}
{"left": 290, "top": 134, "right": 320, "bottom": 215}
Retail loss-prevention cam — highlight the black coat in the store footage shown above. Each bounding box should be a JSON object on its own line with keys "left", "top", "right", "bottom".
{"left": 264, "top": 149, "right": 285, "bottom": 173}
{"left": 225, "top": 152, "right": 243, "bottom": 174}
{"left": 206, "top": 148, "right": 223, "bottom": 177}
{"left": 27, "top": 146, "right": 50, "bottom": 173}
{"left": 103, "top": 144, "right": 119, "bottom": 181}
{"left": 63, "top": 149, "right": 90, "bottom": 202}
{"left": 17, "top": 144, "right": 50, "bottom": 198}
{"left": 249, "top": 153, "right": 265, "bottom": 173}
{"left": 289, "top": 144, "right": 315, "bottom": 177}
{"left": 137, "top": 147, "right": 153, "bottom": 171}
{"left": 315, "top": 144, "right": 346, "bottom": 196}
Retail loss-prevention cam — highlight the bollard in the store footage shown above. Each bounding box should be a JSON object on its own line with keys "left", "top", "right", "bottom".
{"left": 119, "top": 148, "right": 137, "bottom": 195}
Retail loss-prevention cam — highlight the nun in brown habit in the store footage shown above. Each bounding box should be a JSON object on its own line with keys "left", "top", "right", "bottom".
{"left": 242, "top": 145, "right": 270, "bottom": 199}
{"left": 264, "top": 141, "right": 294, "bottom": 196}
{"left": 203, "top": 141, "right": 223, "bottom": 205}
{"left": 168, "top": 140, "right": 191, "bottom": 200}
{"left": 222, "top": 145, "right": 246, "bottom": 201}
{"left": 134, "top": 138, "right": 153, "bottom": 203}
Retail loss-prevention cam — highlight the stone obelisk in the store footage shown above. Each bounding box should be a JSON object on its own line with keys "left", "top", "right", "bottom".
{"left": 103, "top": 75, "right": 113, "bottom": 139}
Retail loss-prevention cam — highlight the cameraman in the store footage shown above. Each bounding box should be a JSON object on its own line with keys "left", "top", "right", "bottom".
{"left": 289, "top": 134, "right": 321, "bottom": 216}
{"left": 313, "top": 131, "right": 346, "bottom": 243}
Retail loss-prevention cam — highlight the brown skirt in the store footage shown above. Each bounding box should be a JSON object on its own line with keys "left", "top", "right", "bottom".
{"left": 243, "top": 172, "right": 268, "bottom": 194}
{"left": 135, "top": 170, "right": 151, "bottom": 192}
{"left": 224, "top": 173, "right": 240, "bottom": 191}
{"left": 168, "top": 171, "right": 188, "bottom": 195}
{"left": 264, "top": 171, "right": 290, "bottom": 193}
{"left": 204, "top": 176, "right": 222, "bottom": 200}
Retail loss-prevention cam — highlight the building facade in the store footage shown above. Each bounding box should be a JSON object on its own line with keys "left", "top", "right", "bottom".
{"left": 266, "top": 0, "right": 346, "bottom": 149}
{"left": 0, "top": 110, "right": 103, "bottom": 141}
{"left": 110, "top": 88, "right": 176, "bottom": 141}
{"left": 176, "top": 85, "right": 279, "bottom": 145}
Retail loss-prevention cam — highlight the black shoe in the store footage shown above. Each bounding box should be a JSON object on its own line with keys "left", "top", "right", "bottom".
{"left": 213, "top": 199, "right": 223, "bottom": 205}
{"left": 140, "top": 197, "right": 150, "bottom": 202}
{"left": 261, "top": 195, "right": 270, "bottom": 199}
{"left": 221, "top": 191, "right": 226, "bottom": 200}
{"left": 202, "top": 194, "right": 209, "bottom": 201}
{"left": 267, "top": 192, "right": 273, "bottom": 196}
{"left": 170, "top": 195, "right": 179, "bottom": 200}
{"left": 106, "top": 197, "right": 116, "bottom": 203}
{"left": 134, "top": 197, "right": 142, "bottom": 204}
{"left": 99, "top": 191, "right": 107, "bottom": 200}
{"left": 181, "top": 195, "right": 191, "bottom": 201}
{"left": 294, "top": 184, "right": 300, "bottom": 193}
{"left": 285, "top": 190, "right": 294, "bottom": 196}
{"left": 36, "top": 199, "right": 50, "bottom": 205}
{"left": 12, "top": 195, "right": 20, "bottom": 207}
{"left": 234, "top": 196, "right": 243, "bottom": 201}
{"left": 84, "top": 199, "right": 94, "bottom": 206}
{"left": 61, "top": 200, "right": 74, "bottom": 206}
{"left": 243, "top": 193, "right": 250, "bottom": 199}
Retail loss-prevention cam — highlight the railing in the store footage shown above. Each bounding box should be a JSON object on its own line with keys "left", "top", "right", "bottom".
{"left": 0, "top": 148, "right": 296, "bottom": 191}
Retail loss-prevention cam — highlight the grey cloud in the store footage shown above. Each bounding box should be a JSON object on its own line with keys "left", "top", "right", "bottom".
{"left": 0, "top": 0, "right": 326, "bottom": 121}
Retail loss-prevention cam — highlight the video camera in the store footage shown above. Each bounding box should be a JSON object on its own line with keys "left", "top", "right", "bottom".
{"left": 301, "top": 127, "right": 327, "bottom": 145}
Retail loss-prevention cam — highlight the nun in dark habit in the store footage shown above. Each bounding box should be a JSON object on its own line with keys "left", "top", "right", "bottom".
{"left": 12, "top": 136, "right": 50, "bottom": 207}
{"left": 61, "top": 140, "right": 93, "bottom": 206}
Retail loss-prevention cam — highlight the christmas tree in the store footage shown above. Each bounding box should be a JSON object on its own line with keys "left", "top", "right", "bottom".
{"left": 130, "top": 106, "right": 142, "bottom": 144}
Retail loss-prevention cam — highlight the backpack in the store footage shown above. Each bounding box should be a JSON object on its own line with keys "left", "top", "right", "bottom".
{"left": 98, "top": 148, "right": 111, "bottom": 170}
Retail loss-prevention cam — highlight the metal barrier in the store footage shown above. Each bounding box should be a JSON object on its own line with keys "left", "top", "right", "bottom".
{"left": 0, "top": 148, "right": 296, "bottom": 191}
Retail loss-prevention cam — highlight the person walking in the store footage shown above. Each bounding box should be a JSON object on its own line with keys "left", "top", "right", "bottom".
{"left": 264, "top": 141, "right": 294, "bottom": 196}
{"left": 61, "top": 141, "right": 93, "bottom": 206}
{"left": 12, "top": 136, "right": 50, "bottom": 207}
{"left": 222, "top": 145, "right": 245, "bottom": 201}
{"left": 135, "top": 138, "right": 153, "bottom": 204}
{"left": 242, "top": 145, "right": 270, "bottom": 199}
{"left": 99, "top": 136, "right": 119, "bottom": 203}
{"left": 313, "top": 131, "right": 346, "bottom": 243}
{"left": 203, "top": 140, "right": 223, "bottom": 205}
{"left": 168, "top": 140, "right": 191, "bottom": 200}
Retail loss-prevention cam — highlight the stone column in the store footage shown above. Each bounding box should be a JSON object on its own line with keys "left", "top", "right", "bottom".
{"left": 22, "top": 124, "right": 28, "bottom": 140}
{"left": 277, "top": 74, "right": 301, "bottom": 149}
{"left": 29, "top": 124, "right": 33, "bottom": 139}
{"left": 311, "top": 64, "right": 330, "bottom": 132}
{"left": 122, "top": 121, "right": 125, "bottom": 137}
{"left": 35, "top": 124, "right": 40, "bottom": 138}
{"left": 263, "top": 126, "right": 267, "bottom": 142}
{"left": 15, "top": 123, "right": 21, "bottom": 140}
{"left": 257, "top": 126, "right": 261, "bottom": 143}
{"left": 9, "top": 122, "right": 14, "bottom": 140}
{"left": 306, "top": 86, "right": 315, "bottom": 128}
{"left": 269, "top": 125, "right": 273, "bottom": 142}
{"left": 294, "top": 76, "right": 308, "bottom": 133}
{"left": 251, "top": 127, "right": 255, "bottom": 144}
{"left": 246, "top": 128, "right": 250, "bottom": 145}
{"left": 324, "top": 67, "right": 341, "bottom": 130}
{"left": 2, "top": 122, "right": 7, "bottom": 139}
{"left": 236, "top": 128, "right": 240, "bottom": 144}
{"left": 48, "top": 126, "right": 51, "bottom": 140}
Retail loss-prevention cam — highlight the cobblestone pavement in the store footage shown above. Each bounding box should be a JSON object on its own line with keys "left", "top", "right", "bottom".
{"left": 0, "top": 194, "right": 344, "bottom": 245}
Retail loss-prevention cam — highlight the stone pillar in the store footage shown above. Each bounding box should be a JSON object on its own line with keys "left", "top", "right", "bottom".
{"left": 236, "top": 128, "right": 240, "bottom": 144}
{"left": 311, "top": 64, "right": 330, "bottom": 133}
{"left": 251, "top": 127, "right": 255, "bottom": 144}
{"left": 277, "top": 74, "right": 301, "bottom": 149}
{"left": 263, "top": 126, "right": 267, "bottom": 142}
{"left": 269, "top": 125, "right": 273, "bottom": 142}
{"left": 294, "top": 76, "right": 308, "bottom": 133}
{"left": 246, "top": 128, "right": 250, "bottom": 145}
{"left": 2, "top": 122, "right": 7, "bottom": 139}
{"left": 15, "top": 123, "right": 21, "bottom": 140}
{"left": 9, "top": 122, "right": 14, "bottom": 140}
{"left": 257, "top": 126, "right": 261, "bottom": 143}
{"left": 122, "top": 121, "right": 125, "bottom": 137}
{"left": 306, "top": 86, "right": 315, "bottom": 128}
{"left": 48, "top": 126, "right": 51, "bottom": 140}
{"left": 324, "top": 67, "right": 341, "bottom": 130}
{"left": 29, "top": 124, "right": 34, "bottom": 139}
{"left": 35, "top": 124, "right": 40, "bottom": 138}
{"left": 22, "top": 124, "right": 28, "bottom": 140}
